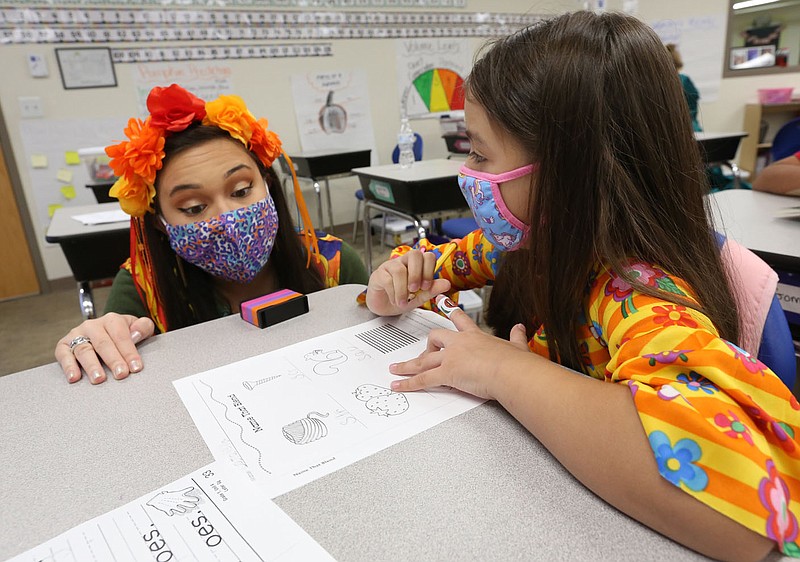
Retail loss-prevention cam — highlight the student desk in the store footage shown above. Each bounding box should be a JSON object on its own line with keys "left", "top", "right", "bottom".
{"left": 709, "top": 189, "right": 800, "bottom": 272}
{"left": 45, "top": 202, "right": 130, "bottom": 319}
{"left": 695, "top": 131, "right": 748, "bottom": 189}
{"left": 280, "top": 149, "right": 372, "bottom": 232}
{"left": 710, "top": 189, "right": 800, "bottom": 340}
{"left": 1, "top": 284, "right": 731, "bottom": 561}
{"left": 352, "top": 158, "right": 466, "bottom": 271}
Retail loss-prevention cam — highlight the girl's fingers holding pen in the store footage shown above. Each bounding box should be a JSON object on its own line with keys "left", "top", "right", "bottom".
{"left": 420, "top": 250, "right": 437, "bottom": 291}
{"left": 405, "top": 249, "right": 426, "bottom": 294}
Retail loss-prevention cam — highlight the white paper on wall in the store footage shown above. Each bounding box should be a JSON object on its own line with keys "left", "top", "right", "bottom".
{"left": 290, "top": 68, "right": 376, "bottom": 156}
{"left": 131, "top": 61, "right": 234, "bottom": 117}
{"left": 650, "top": 14, "right": 726, "bottom": 103}
{"left": 395, "top": 38, "right": 472, "bottom": 119}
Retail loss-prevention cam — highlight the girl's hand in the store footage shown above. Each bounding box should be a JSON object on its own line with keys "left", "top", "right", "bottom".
{"left": 366, "top": 248, "right": 451, "bottom": 316}
{"left": 389, "top": 307, "right": 531, "bottom": 399}
{"left": 54, "top": 313, "right": 155, "bottom": 385}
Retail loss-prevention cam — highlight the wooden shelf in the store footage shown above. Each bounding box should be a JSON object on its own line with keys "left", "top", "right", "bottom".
{"left": 760, "top": 102, "right": 800, "bottom": 114}
{"left": 741, "top": 103, "right": 800, "bottom": 178}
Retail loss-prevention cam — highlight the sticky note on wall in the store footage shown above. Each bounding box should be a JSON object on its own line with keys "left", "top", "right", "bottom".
{"left": 56, "top": 169, "right": 73, "bottom": 183}
{"left": 60, "top": 185, "right": 76, "bottom": 200}
{"left": 31, "top": 154, "right": 47, "bottom": 168}
{"left": 48, "top": 203, "right": 62, "bottom": 218}
{"left": 65, "top": 151, "right": 80, "bottom": 165}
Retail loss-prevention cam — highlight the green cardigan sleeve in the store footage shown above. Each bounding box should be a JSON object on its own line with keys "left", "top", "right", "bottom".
{"left": 338, "top": 240, "right": 369, "bottom": 285}
{"left": 103, "top": 268, "right": 150, "bottom": 318}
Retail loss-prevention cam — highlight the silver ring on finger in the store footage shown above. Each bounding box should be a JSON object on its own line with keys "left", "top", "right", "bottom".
{"left": 68, "top": 335, "right": 92, "bottom": 354}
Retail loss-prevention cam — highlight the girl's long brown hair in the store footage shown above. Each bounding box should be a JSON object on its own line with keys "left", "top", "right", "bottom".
{"left": 471, "top": 11, "right": 738, "bottom": 372}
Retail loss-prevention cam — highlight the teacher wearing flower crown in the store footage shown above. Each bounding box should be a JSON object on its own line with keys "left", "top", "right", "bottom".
{"left": 54, "top": 85, "right": 368, "bottom": 385}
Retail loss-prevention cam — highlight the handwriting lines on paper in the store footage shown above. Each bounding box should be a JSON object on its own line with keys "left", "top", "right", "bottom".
{"left": 354, "top": 323, "right": 419, "bottom": 354}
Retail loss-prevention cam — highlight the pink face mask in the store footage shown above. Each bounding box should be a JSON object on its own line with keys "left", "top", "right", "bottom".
{"left": 457, "top": 164, "right": 536, "bottom": 251}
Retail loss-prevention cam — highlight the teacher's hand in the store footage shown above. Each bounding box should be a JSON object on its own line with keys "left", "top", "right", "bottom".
{"left": 55, "top": 313, "right": 155, "bottom": 384}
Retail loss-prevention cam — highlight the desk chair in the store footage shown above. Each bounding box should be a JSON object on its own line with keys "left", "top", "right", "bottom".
{"left": 441, "top": 216, "right": 478, "bottom": 239}
{"left": 716, "top": 232, "right": 796, "bottom": 389}
{"left": 353, "top": 134, "right": 424, "bottom": 242}
{"left": 771, "top": 117, "right": 800, "bottom": 161}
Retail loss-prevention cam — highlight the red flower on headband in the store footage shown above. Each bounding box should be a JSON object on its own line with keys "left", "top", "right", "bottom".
{"left": 250, "top": 118, "right": 282, "bottom": 167}
{"left": 147, "top": 84, "right": 206, "bottom": 132}
{"left": 106, "top": 117, "right": 165, "bottom": 186}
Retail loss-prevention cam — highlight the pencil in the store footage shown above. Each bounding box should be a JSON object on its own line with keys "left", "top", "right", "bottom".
{"left": 409, "top": 241, "right": 456, "bottom": 301}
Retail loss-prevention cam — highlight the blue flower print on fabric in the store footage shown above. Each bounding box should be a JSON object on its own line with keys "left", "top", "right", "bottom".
{"left": 676, "top": 371, "right": 718, "bottom": 395}
{"left": 485, "top": 246, "right": 502, "bottom": 276}
{"left": 648, "top": 430, "right": 709, "bottom": 491}
{"left": 589, "top": 320, "right": 607, "bottom": 348}
{"left": 472, "top": 242, "right": 484, "bottom": 265}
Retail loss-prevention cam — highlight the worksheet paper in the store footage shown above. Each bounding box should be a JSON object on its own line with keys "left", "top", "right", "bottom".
{"left": 174, "top": 309, "right": 485, "bottom": 498}
{"left": 9, "top": 462, "right": 333, "bottom": 562}
{"left": 71, "top": 209, "right": 129, "bottom": 225}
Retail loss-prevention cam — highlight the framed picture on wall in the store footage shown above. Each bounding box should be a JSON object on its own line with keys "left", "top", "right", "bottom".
{"left": 55, "top": 47, "right": 117, "bottom": 90}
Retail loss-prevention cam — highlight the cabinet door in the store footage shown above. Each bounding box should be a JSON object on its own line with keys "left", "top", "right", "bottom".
{"left": 0, "top": 144, "right": 40, "bottom": 299}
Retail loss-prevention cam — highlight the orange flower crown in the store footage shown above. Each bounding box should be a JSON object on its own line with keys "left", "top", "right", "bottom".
{"left": 107, "top": 84, "right": 320, "bottom": 277}
{"left": 106, "top": 84, "right": 283, "bottom": 217}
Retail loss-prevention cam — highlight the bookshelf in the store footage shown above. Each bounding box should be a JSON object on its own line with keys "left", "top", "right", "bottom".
{"left": 740, "top": 102, "right": 800, "bottom": 178}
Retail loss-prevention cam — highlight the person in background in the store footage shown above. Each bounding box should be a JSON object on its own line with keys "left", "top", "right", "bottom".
{"left": 55, "top": 85, "right": 368, "bottom": 384}
{"left": 753, "top": 152, "right": 800, "bottom": 196}
{"left": 667, "top": 43, "right": 702, "bottom": 132}
{"left": 366, "top": 12, "right": 798, "bottom": 560}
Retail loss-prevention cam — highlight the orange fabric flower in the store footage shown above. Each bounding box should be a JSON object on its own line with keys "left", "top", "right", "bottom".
{"left": 249, "top": 118, "right": 282, "bottom": 167}
{"left": 147, "top": 84, "right": 206, "bottom": 132}
{"left": 203, "top": 95, "right": 256, "bottom": 146}
{"left": 652, "top": 304, "right": 698, "bottom": 328}
{"left": 105, "top": 117, "right": 165, "bottom": 185}
{"left": 109, "top": 174, "right": 156, "bottom": 217}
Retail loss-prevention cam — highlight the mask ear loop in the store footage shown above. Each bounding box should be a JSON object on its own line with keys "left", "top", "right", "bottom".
{"left": 280, "top": 150, "right": 320, "bottom": 267}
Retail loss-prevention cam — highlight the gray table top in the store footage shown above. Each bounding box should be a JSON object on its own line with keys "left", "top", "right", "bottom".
{"left": 709, "top": 189, "right": 800, "bottom": 263}
{"left": 2, "top": 285, "right": 781, "bottom": 561}
{"left": 352, "top": 158, "right": 461, "bottom": 182}
{"left": 45, "top": 202, "right": 130, "bottom": 240}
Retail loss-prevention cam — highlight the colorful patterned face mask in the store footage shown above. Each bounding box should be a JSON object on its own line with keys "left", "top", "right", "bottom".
{"left": 162, "top": 195, "right": 279, "bottom": 283}
{"left": 457, "top": 164, "right": 536, "bottom": 251}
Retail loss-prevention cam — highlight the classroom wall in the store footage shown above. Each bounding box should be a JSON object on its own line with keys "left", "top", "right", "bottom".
{"left": 0, "top": 0, "right": 568, "bottom": 282}
{"left": 627, "top": 0, "right": 800, "bottom": 133}
{"left": 1, "top": 0, "right": 799, "bottom": 283}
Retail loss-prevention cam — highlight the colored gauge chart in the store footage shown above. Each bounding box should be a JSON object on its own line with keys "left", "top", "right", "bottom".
{"left": 412, "top": 68, "right": 465, "bottom": 114}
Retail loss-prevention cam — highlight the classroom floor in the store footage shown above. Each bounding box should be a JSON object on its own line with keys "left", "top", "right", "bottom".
{"left": 0, "top": 227, "right": 399, "bottom": 377}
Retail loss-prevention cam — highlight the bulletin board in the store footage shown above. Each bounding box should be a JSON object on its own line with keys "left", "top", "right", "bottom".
{"left": 18, "top": 117, "right": 127, "bottom": 232}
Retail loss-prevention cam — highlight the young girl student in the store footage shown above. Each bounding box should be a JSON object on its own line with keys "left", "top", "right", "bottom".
{"left": 55, "top": 85, "right": 368, "bottom": 384}
{"left": 366, "top": 11, "right": 799, "bottom": 561}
